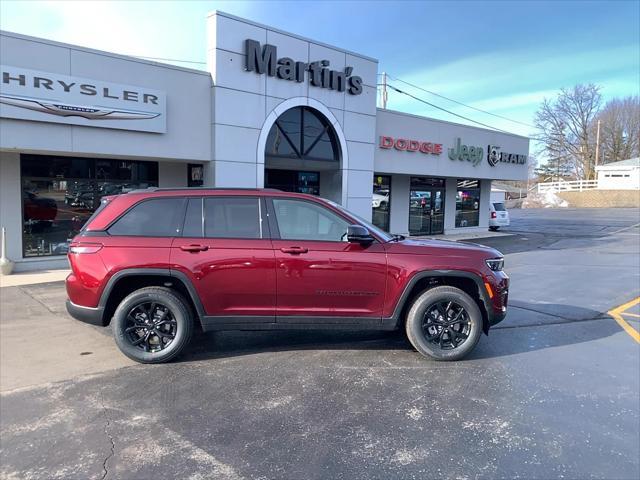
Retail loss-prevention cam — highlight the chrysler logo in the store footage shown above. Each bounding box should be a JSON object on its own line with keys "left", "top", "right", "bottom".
{"left": 0, "top": 94, "right": 161, "bottom": 120}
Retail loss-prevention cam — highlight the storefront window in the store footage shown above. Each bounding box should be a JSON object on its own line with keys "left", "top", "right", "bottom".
{"left": 372, "top": 174, "right": 391, "bottom": 231}
{"left": 21, "top": 154, "right": 158, "bottom": 257}
{"left": 188, "top": 164, "right": 204, "bottom": 187}
{"left": 264, "top": 106, "right": 339, "bottom": 162}
{"left": 455, "top": 179, "right": 480, "bottom": 228}
{"left": 265, "top": 169, "right": 320, "bottom": 195}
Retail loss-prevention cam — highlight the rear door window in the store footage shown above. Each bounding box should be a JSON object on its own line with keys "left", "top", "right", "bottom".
{"left": 204, "top": 197, "right": 262, "bottom": 239}
{"left": 108, "top": 198, "right": 186, "bottom": 236}
{"left": 182, "top": 198, "right": 203, "bottom": 237}
{"left": 493, "top": 202, "right": 506, "bottom": 211}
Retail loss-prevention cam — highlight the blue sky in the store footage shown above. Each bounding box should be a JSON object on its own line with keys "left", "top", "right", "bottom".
{"left": 1, "top": 0, "right": 638, "bottom": 141}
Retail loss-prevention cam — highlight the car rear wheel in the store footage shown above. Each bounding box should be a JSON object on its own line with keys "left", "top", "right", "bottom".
{"left": 489, "top": 226, "right": 500, "bottom": 231}
{"left": 113, "top": 287, "right": 194, "bottom": 364}
{"left": 405, "top": 286, "right": 482, "bottom": 361}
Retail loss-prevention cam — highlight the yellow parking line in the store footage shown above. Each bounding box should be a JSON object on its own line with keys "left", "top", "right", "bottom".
{"left": 608, "top": 297, "right": 640, "bottom": 343}
{"left": 621, "top": 312, "right": 640, "bottom": 318}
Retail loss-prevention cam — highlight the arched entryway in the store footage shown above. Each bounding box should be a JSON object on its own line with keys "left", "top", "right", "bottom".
{"left": 259, "top": 100, "right": 346, "bottom": 205}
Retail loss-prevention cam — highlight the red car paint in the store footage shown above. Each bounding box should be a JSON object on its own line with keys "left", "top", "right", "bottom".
{"left": 66, "top": 189, "right": 508, "bottom": 329}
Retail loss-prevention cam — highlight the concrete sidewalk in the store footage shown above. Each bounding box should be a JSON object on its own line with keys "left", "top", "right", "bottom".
{"left": 0, "top": 269, "right": 70, "bottom": 288}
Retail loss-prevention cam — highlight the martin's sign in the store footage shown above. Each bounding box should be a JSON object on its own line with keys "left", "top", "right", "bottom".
{"left": 245, "top": 39, "right": 363, "bottom": 95}
{"left": 487, "top": 145, "right": 527, "bottom": 166}
{"left": 0, "top": 65, "right": 166, "bottom": 133}
{"left": 379, "top": 136, "right": 442, "bottom": 155}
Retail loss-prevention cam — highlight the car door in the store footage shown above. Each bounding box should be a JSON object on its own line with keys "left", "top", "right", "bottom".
{"left": 170, "top": 196, "right": 276, "bottom": 325}
{"left": 267, "top": 197, "right": 387, "bottom": 324}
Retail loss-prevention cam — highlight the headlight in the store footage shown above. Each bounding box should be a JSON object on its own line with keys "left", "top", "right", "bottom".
{"left": 486, "top": 258, "right": 504, "bottom": 271}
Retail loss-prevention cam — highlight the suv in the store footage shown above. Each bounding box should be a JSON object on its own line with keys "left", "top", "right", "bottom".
{"left": 489, "top": 201, "right": 510, "bottom": 231}
{"left": 66, "top": 188, "right": 508, "bottom": 363}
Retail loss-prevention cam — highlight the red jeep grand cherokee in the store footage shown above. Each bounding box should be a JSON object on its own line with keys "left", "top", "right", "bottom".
{"left": 66, "top": 188, "right": 508, "bottom": 363}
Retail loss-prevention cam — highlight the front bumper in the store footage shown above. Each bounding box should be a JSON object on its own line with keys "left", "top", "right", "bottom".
{"left": 484, "top": 271, "right": 509, "bottom": 327}
{"left": 66, "top": 299, "right": 105, "bottom": 326}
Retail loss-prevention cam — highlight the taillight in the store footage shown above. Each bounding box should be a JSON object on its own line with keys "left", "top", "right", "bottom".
{"left": 69, "top": 244, "right": 103, "bottom": 254}
{"left": 491, "top": 212, "right": 497, "bottom": 219}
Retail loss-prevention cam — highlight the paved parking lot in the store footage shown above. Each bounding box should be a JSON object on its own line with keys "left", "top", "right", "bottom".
{"left": 1, "top": 208, "right": 639, "bottom": 479}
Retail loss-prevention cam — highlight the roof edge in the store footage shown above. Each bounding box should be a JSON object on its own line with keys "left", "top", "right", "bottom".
{"left": 376, "top": 107, "right": 531, "bottom": 141}
{"left": 0, "top": 30, "right": 210, "bottom": 76}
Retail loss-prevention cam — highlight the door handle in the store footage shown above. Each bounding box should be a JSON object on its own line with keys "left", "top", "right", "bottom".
{"left": 180, "top": 244, "right": 209, "bottom": 252}
{"left": 280, "top": 246, "right": 308, "bottom": 254}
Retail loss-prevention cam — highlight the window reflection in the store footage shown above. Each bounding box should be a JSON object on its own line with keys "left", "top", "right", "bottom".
{"left": 372, "top": 174, "right": 391, "bottom": 232}
{"left": 21, "top": 154, "right": 158, "bottom": 257}
{"left": 455, "top": 179, "right": 480, "bottom": 228}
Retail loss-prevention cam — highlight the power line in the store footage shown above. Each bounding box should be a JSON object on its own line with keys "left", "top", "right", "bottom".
{"left": 387, "top": 74, "right": 535, "bottom": 129}
{"left": 387, "top": 84, "right": 513, "bottom": 134}
{"left": 131, "top": 55, "right": 206, "bottom": 65}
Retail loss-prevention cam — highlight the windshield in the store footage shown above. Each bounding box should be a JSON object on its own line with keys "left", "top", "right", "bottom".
{"left": 325, "top": 199, "right": 395, "bottom": 242}
{"left": 493, "top": 202, "right": 506, "bottom": 211}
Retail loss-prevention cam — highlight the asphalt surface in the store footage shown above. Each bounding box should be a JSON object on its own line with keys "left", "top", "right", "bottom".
{"left": 1, "top": 208, "right": 639, "bottom": 480}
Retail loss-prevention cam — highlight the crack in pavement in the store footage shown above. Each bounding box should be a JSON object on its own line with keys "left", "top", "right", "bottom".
{"left": 98, "top": 391, "right": 116, "bottom": 480}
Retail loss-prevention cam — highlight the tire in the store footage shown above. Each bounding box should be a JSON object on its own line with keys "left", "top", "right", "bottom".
{"left": 489, "top": 226, "right": 499, "bottom": 231}
{"left": 113, "top": 287, "right": 194, "bottom": 364}
{"left": 405, "top": 286, "right": 482, "bottom": 361}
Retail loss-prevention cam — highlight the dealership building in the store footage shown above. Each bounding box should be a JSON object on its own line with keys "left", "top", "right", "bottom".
{"left": 0, "top": 11, "right": 529, "bottom": 272}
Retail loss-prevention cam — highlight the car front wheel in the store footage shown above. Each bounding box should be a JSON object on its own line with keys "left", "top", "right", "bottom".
{"left": 405, "top": 286, "right": 482, "bottom": 361}
{"left": 113, "top": 287, "right": 194, "bottom": 364}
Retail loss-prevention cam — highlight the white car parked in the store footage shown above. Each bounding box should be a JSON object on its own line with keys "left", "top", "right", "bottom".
{"left": 372, "top": 192, "right": 389, "bottom": 209}
{"left": 489, "top": 201, "right": 510, "bottom": 231}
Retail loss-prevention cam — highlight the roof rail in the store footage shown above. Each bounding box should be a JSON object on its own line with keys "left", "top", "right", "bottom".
{"left": 126, "top": 187, "right": 282, "bottom": 194}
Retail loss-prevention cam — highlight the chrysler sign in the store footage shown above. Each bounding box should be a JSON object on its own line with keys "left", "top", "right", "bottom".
{"left": 0, "top": 65, "right": 166, "bottom": 133}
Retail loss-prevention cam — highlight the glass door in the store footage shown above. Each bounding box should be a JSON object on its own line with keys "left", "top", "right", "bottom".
{"left": 372, "top": 174, "right": 391, "bottom": 232}
{"left": 409, "top": 177, "right": 445, "bottom": 236}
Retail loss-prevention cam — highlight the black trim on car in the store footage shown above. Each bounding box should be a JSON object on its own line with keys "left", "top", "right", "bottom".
{"left": 385, "top": 270, "right": 495, "bottom": 332}
{"left": 66, "top": 299, "right": 104, "bottom": 326}
{"left": 200, "top": 316, "right": 396, "bottom": 332}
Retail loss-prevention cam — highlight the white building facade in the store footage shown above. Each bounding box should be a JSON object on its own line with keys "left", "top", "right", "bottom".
{"left": 0, "top": 12, "right": 529, "bottom": 272}
{"left": 595, "top": 158, "right": 640, "bottom": 190}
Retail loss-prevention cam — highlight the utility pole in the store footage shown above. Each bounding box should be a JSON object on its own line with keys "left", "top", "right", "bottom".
{"left": 381, "top": 71, "right": 388, "bottom": 109}
{"left": 595, "top": 119, "right": 601, "bottom": 168}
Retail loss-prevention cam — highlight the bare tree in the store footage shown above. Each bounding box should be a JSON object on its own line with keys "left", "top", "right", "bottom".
{"left": 535, "top": 84, "right": 602, "bottom": 179}
{"left": 593, "top": 96, "right": 639, "bottom": 163}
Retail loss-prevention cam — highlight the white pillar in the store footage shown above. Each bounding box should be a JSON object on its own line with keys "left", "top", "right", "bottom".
{"left": 444, "top": 177, "right": 458, "bottom": 233}
{"left": 389, "top": 175, "right": 410, "bottom": 235}
{"left": 479, "top": 179, "right": 492, "bottom": 229}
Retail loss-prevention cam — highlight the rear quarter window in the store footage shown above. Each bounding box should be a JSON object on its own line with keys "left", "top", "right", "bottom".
{"left": 108, "top": 198, "right": 186, "bottom": 236}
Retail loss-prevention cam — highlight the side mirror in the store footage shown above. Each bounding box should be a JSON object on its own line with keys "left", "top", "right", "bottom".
{"left": 347, "top": 225, "right": 374, "bottom": 244}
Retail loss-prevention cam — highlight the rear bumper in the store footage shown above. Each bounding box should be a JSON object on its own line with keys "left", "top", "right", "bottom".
{"left": 489, "top": 219, "right": 510, "bottom": 227}
{"left": 66, "top": 299, "right": 105, "bottom": 326}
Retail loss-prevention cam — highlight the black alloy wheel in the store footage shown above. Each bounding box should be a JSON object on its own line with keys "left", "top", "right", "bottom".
{"left": 125, "top": 302, "right": 177, "bottom": 353}
{"left": 422, "top": 301, "right": 471, "bottom": 350}
{"left": 405, "top": 285, "right": 482, "bottom": 361}
{"left": 113, "top": 286, "right": 194, "bottom": 364}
